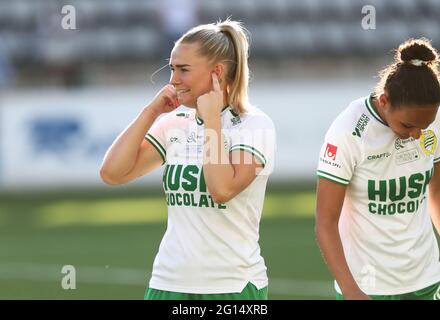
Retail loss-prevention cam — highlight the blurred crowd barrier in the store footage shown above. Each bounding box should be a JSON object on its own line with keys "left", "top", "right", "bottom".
{"left": 0, "top": 0, "right": 439, "bottom": 88}
{"left": 0, "top": 0, "right": 436, "bottom": 191}
{"left": 1, "top": 0, "right": 439, "bottom": 64}
{"left": 0, "top": 76, "right": 376, "bottom": 191}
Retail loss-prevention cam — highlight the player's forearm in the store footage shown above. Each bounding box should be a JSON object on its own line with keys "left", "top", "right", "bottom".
{"left": 101, "top": 106, "right": 160, "bottom": 179}
{"left": 315, "top": 219, "right": 365, "bottom": 298}
{"left": 429, "top": 188, "right": 440, "bottom": 235}
{"left": 203, "top": 117, "right": 235, "bottom": 203}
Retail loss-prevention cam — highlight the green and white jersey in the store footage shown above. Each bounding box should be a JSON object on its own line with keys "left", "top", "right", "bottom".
{"left": 317, "top": 94, "right": 440, "bottom": 295}
{"left": 145, "top": 105, "right": 275, "bottom": 294}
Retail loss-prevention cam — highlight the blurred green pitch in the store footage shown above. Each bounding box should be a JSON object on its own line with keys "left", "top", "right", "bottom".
{"left": 0, "top": 190, "right": 333, "bottom": 299}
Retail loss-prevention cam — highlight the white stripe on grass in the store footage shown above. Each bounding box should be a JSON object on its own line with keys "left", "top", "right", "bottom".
{"left": 0, "top": 262, "right": 333, "bottom": 297}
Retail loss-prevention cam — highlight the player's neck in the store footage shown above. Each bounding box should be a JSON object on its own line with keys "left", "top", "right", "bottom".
{"left": 372, "top": 96, "right": 389, "bottom": 126}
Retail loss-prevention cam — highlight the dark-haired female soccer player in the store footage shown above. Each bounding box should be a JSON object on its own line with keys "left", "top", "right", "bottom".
{"left": 316, "top": 38, "right": 440, "bottom": 300}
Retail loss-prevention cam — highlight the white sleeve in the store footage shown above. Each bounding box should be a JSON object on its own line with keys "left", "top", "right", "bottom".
{"left": 228, "top": 113, "right": 276, "bottom": 176}
{"left": 316, "top": 123, "right": 359, "bottom": 185}
{"left": 145, "top": 114, "right": 170, "bottom": 164}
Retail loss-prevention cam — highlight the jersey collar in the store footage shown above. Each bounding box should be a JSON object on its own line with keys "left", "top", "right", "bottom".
{"left": 365, "top": 94, "right": 388, "bottom": 126}
{"left": 195, "top": 105, "right": 233, "bottom": 125}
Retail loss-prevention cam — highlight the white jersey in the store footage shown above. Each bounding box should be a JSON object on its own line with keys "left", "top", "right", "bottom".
{"left": 317, "top": 94, "right": 440, "bottom": 295}
{"left": 145, "top": 105, "right": 276, "bottom": 294}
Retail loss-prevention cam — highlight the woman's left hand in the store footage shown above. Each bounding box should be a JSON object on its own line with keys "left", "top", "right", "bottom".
{"left": 196, "top": 73, "right": 225, "bottom": 121}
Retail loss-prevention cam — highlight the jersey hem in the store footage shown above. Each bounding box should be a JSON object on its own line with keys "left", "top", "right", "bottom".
{"left": 149, "top": 279, "right": 269, "bottom": 294}
{"left": 335, "top": 275, "right": 440, "bottom": 296}
{"left": 230, "top": 144, "right": 267, "bottom": 166}
{"left": 316, "top": 170, "right": 350, "bottom": 185}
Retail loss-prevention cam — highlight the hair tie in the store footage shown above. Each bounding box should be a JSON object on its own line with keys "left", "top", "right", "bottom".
{"left": 409, "top": 59, "right": 426, "bottom": 67}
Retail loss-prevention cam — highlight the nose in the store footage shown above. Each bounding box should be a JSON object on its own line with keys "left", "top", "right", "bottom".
{"left": 170, "top": 71, "right": 180, "bottom": 86}
{"left": 409, "top": 128, "right": 422, "bottom": 139}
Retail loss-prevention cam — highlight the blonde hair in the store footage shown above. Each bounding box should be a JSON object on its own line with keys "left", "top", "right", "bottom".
{"left": 175, "top": 19, "right": 250, "bottom": 114}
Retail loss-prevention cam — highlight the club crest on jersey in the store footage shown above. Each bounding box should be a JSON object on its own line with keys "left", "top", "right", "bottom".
{"left": 419, "top": 130, "right": 437, "bottom": 156}
{"left": 324, "top": 143, "right": 338, "bottom": 160}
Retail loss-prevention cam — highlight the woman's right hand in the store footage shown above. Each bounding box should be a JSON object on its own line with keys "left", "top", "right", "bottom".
{"left": 148, "top": 84, "right": 180, "bottom": 116}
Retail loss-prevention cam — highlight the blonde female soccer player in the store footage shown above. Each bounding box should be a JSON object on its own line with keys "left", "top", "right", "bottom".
{"left": 316, "top": 38, "right": 440, "bottom": 300}
{"left": 100, "top": 20, "right": 275, "bottom": 300}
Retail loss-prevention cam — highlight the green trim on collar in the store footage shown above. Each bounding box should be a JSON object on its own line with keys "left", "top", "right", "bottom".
{"left": 365, "top": 94, "right": 387, "bottom": 126}
{"left": 195, "top": 105, "right": 231, "bottom": 125}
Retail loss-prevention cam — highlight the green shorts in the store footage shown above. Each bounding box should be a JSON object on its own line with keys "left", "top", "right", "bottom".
{"left": 144, "top": 282, "right": 268, "bottom": 300}
{"left": 336, "top": 281, "right": 440, "bottom": 300}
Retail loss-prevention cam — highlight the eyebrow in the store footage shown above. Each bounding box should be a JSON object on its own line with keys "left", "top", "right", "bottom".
{"left": 169, "top": 64, "right": 191, "bottom": 68}
{"left": 402, "top": 121, "right": 431, "bottom": 129}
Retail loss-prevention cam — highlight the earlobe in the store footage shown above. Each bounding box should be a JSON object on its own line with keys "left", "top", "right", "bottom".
{"left": 379, "top": 93, "right": 388, "bottom": 108}
{"left": 214, "top": 65, "right": 224, "bottom": 83}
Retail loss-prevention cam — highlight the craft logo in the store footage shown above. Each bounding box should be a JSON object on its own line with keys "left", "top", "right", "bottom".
{"left": 324, "top": 143, "right": 338, "bottom": 160}
{"left": 367, "top": 152, "right": 391, "bottom": 161}
{"left": 419, "top": 130, "right": 437, "bottom": 156}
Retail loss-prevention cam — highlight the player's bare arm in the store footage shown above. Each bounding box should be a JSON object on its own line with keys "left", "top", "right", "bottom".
{"left": 429, "top": 162, "right": 440, "bottom": 234}
{"left": 100, "top": 85, "right": 179, "bottom": 185}
{"left": 199, "top": 73, "right": 262, "bottom": 203}
{"left": 316, "top": 178, "right": 370, "bottom": 300}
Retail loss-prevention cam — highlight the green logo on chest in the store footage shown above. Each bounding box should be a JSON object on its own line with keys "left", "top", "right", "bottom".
{"left": 163, "top": 164, "right": 226, "bottom": 209}
{"left": 367, "top": 169, "right": 432, "bottom": 215}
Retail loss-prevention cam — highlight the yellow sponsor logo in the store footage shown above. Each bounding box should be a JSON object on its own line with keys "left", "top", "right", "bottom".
{"left": 419, "top": 130, "right": 437, "bottom": 156}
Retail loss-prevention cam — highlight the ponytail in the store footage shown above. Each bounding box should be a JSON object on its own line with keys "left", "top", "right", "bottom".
{"left": 375, "top": 38, "right": 440, "bottom": 108}
{"left": 176, "top": 19, "right": 251, "bottom": 114}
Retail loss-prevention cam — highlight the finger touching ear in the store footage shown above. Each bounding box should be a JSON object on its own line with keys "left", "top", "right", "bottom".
{"left": 212, "top": 72, "right": 221, "bottom": 92}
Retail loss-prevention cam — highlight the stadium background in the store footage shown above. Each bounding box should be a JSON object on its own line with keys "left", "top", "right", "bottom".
{"left": 0, "top": 0, "right": 439, "bottom": 299}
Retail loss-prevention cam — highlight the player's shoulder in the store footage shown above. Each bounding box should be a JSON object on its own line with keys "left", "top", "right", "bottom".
{"left": 327, "top": 96, "right": 373, "bottom": 141}
{"left": 157, "top": 107, "right": 194, "bottom": 126}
